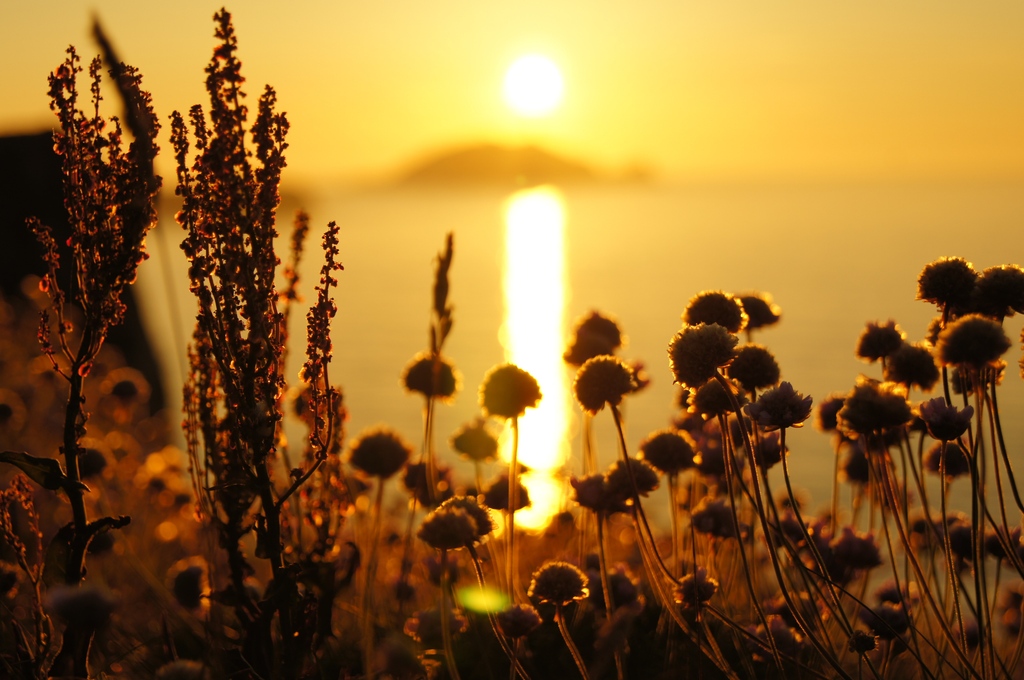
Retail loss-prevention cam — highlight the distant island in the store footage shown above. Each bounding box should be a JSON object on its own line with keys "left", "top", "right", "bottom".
{"left": 395, "top": 143, "right": 651, "bottom": 188}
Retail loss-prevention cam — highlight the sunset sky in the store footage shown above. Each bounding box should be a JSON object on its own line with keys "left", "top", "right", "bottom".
{"left": 4, "top": 1, "right": 1024, "bottom": 186}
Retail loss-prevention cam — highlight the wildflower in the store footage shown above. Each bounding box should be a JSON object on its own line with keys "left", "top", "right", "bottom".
{"left": 496, "top": 604, "right": 542, "bottom": 638}
{"left": 917, "top": 257, "right": 977, "bottom": 309}
{"left": 596, "top": 566, "right": 642, "bottom": 611}
{"left": 859, "top": 601, "right": 909, "bottom": 639}
{"left": 726, "top": 344, "right": 780, "bottom": 392}
{"left": 918, "top": 397, "right": 973, "bottom": 441}
{"left": 572, "top": 355, "right": 636, "bottom": 414}
{"left": 528, "top": 561, "right": 589, "bottom": 606}
{"left": 737, "top": 292, "right": 781, "bottom": 331}
{"left": 923, "top": 442, "right": 970, "bottom": 479}
{"left": 947, "top": 516, "right": 973, "bottom": 561}
{"left": 404, "top": 607, "right": 468, "bottom": 646}
{"left": 856, "top": 320, "right": 905, "bottom": 363}
{"left": 638, "top": 429, "right": 696, "bottom": 476}
{"left": 449, "top": 417, "right": 498, "bottom": 463}
{"left": 439, "top": 495, "right": 493, "bottom": 540}
{"left": 973, "top": 265, "right": 1024, "bottom": 319}
{"left": 77, "top": 446, "right": 108, "bottom": 479}
{"left": 46, "top": 585, "right": 116, "bottom": 630}
{"left": 479, "top": 363, "right": 541, "bottom": 419}
{"left": 417, "top": 506, "right": 479, "bottom": 551}
{"left": 985, "top": 527, "right": 1021, "bottom": 561}
{"left": 691, "top": 497, "right": 743, "bottom": 539}
{"left": 401, "top": 352, "right": 461, "bottom": 402}
{"left": 403, "top": 462, "right": 454, "bottom": 507}
{"left": 836, "top": 378, "right": 912, "bottom": 436}
{"left": 748, "top": 616, "right": 805, "bottom": 659}
{"left": 936, "top": 313, "right": 1011, "bottom": 370}
{"left": 424, "top": 554, "right": 460, "bottom": 587}
{"left": 605, "top": 457, "right": 660, "bottom": 502}
{"left": 683, "top": 291, "right": 747, "bottom": 334}
{"left": 668, "top": 323, "right": 738, "bottom": 390}
{"left": 829, "top": 527, "right": 882, "bottom": 571}
{"left": 745, "top": 381, "right": 813, "bottom": 432}
{"left": 563, "top": 311, "right": 623, "bottom": 367}
{"left": 348, "top": 427, "right": 412, "bottom": 480}
{"left": 843, "top": 440, "right": 868, "bottom": 483}
{"left": 483, "top": 473, "right": 530, "bottom": 512}
{"left": 815, "top": 393, "right": 846, "bottom": 433}
{"left": 689, "top": 378, "right": 744, "bottom": 419}
{"left": 674, "top": 566, "right": 719, "bottom": 609}
{"left": 884, "top": 342, "right": 939, "bottom": 391}
{"left": 172, "top": 564, "right": 207, "bottom": 610}
{"left": 848, "top": 630, "right": 878, "bottom": 654}
{"left": 571, "top": 474, "right": 625, "bottom": 515}
{"left": 753, "top": 431, "right": 786, "bottom": 470}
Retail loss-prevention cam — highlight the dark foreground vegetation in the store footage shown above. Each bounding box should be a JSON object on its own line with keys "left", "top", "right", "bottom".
{"left": 3, "top": 9, "right": 1024, "bottom": 680}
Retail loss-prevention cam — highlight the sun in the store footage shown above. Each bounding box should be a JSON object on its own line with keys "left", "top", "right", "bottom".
{"left": 503, "top": 54, "right": 564, "bottom": 118}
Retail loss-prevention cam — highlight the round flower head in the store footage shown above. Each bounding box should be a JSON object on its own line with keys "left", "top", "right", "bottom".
{"left": 748, "top": 616, "right": 805, "bottom": 659}
{"left": 840, "top": 441, "right": 870, "bottom": 484}
{"left": 856, "top": 320, "right": 905, "bottom": 363}
{"left": 572, "top": 355, "right": 636, "bottom": 414}
{"left": 402, "top": 352, "right": 461, "bottom": 402}
{"left": 918, "top": 397, "right": 973, "bottom": 441}
{"left": 417, "top": 506, "right": 480, "bottom": 550}
{"left": 349, "top": 427, "right": 413, "bottom": 479}
{"left": 450, "top": 417, "right": 499, "bottom": 463}
{"left": 936, "top": 313, "right": 1011, "bottom": 371}
{"left": 571, "top": 474, "right": 626, "bottom": 515}
{"left": 923, "top": 441, "right": 971, "bottom": 479}
{"left": 668, "top": 323, "right": 739, "bottom": 390}
{"left": 46, "top": 585, "right": 116, "bottom": 629}
{"left": 563, "top": 311, "right": 623, "bottom": 367}
{"left": 528, "top": 561, "right": 589, "bottom": 607}
{"left": 745, "top": 381, "right": 813, "bottom": 432}
{"left": 404, "top": 606, "right": 468, "bottom": 647}
{"left": 496, "top": 604, "right": 542, "bottom": 638}
{"left": 848, "top": 630, "right": 878, "bottom": 655}
{"left": 815, "top": 393, "right": 847, "bottom": 433}
{"left": 439, "top": 495, "right": 494, "bottom": 540}
{"left": 917, "top": 257, "right": 977, "bottom": 310}
{"left": 754, "top": 431, "right": 786, "bottom": 470}
{"left": 638, "top": 429, "right": 696, "bottom": 476}
{"left": 483, "top": 473, "right": 531, "bottom": 512}
{"left": 737, "top": 292, "right": 781, "bottom": 331}
{"left": 884, "top": 342, "right": 939, "bottom": 391}
{"left": 479, "top": 363, "right": 541, "bottom": 419}
{"left": 829, "top": 527, "right": 882, "bottom": 571}
{"left": 726, "top": 344, "right": 780, "bottom": 393}
{"left": 403, "top": 462, "right": 453, "bottom": 507}
{"left": 973, "top": 265, "right": 1024, "bottom": 319}
{"left": 689, "top": 378, "right": 745, "bottom": 419}
{"left": 674, "top": 566, "right": 719, "bottom": 609}
{"left": 691, "top": 497, "right": 742, "bottom": 539}
{"left": 837, "top": 378, "right": 912, "bottom": 436}
{"left": 859, "top": 602, "right": 909, "bottom": 640}
{"left": 606, "top": 457, "right": 660, "bottom": 501}
{"left": 683, "top": 291, "right": 748, "bottom": 334}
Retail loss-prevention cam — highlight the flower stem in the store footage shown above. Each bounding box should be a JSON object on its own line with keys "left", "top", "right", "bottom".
{"left": 555, "top": 605, "right": 591, "bottom": 680}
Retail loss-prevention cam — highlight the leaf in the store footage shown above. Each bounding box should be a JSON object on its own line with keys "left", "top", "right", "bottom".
{"left": 0, "top": 450, "right": 88, "bottom": 493}
{"left": 42, "top": 524, "right": 73, "bottom": 588}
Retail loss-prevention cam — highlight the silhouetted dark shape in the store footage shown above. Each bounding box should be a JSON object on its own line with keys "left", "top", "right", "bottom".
{"left": 399, "top": 143, "right": 598, "bottom": 187}
{"left": 0, "top": 39, "right": 165, "bottom": 412}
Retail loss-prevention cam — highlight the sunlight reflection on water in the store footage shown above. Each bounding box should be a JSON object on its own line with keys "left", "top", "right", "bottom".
{"left": 500, "top": 187, "right": 572, "bottom": 529}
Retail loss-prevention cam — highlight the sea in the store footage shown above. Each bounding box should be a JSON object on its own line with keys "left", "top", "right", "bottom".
{"left": 137, "top": 180, "right": 1024, "bottom": 527}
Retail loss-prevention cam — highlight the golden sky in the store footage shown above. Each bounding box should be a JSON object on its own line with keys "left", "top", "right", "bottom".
{"left": 4, "top": 1, "right": 1024, "bottom": 185}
